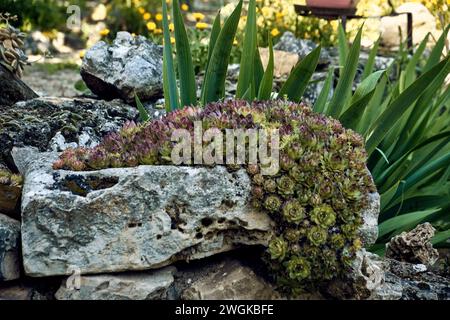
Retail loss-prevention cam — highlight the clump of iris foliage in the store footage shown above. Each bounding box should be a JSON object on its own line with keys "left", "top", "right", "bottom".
{"left": 54, "top": 99, "right": 376, "bottom": 292}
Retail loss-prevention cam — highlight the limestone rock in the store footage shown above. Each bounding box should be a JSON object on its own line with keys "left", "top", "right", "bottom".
{"left": 386, "top": 223, "right": 439, "bottom": 266}
{"left": 0, "top": 214, "right": 20, "bottom": 281}
{"left": 371, "top": 259, "right": 450, "bottom": 300}
{"left": 326, "top": 249, "right": 386, "bottom": 299}
{"left": 380, "top": 3, "right": 437, "bottom": 49}
{"left": 259, "top": 47, "right": 299, "bottom": 78}
{"left": 0, "top": 97, "right": 138, "bottom": 169}
{"left": 55, "top": 267, "right": 176, "bottom": 300}
{"left": 14, "top": 147, "right": 273, "bottom": 277}
{"left": 81, "top": 32, "right": 163, "bottom": 103}
{"left": 273, "top": 32, "right": 330, "bottom": 65}
{"left": 181, "top": 259, "right": 280, "bottom": 300}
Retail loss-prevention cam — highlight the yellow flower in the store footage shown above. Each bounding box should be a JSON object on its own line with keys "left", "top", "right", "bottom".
{"left": 270, "top": 28, "right": 280, "bottom": 37}
{"left": 181, "top": 3, "right": 189, "bottom": 11}
{"left": 143, "top": 12, "right": 151, "bottom": 20}
{"left": 79, "top": 50, "right": 86, "bottom": 58}
{"left": 156, "top": 13, "right": 163, "bottom": 21}
{"left": 261, "top": 6, "right": 271, "bottom": 17}
{"left": 195, "top": 22, "right": 209, "bottom": 30}
{"left": 99, "top": 28, "right": 110, "bottom": 36}
{"left": 233, "top": 39, "right": 238, "bottom": 46}
{"left": 276, "top": 12, "right": 284, "bottom": 19}
{"left": 170, "top": 37, "right": 175, "bottom": 44}
{"left": 138, "top": 7, "right": 146, "bottom": 15}
{"left": 169, "top": 23, "right": 174, "bottom": 32}
{"left": 146, "top": 21, "right": 157, "bottom": 31}
{"left": 192, "top": 12, "right": 205, "bottom": 22}
{"left": 154, "top": 28, "right": 163, "bottom": 35}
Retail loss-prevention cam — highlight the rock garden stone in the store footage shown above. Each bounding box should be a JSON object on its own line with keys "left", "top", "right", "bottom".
{"left": 181, "top": 259, "right": 280, "bottom": 300}
{"left": 80, "top": 31, "right": 163, "bottom": 103}
{"left": 0, "top": 213, "right": 20, "bottom": 281}
{"left": 0, "top": 97, "right": 138, "bottom": 170}
{"left": 55, "top": 266, "right": 176, "bottom": 300}
{"left": 0, "top": 64, "right": 38, "bottom": 106}
{"left": 14, "top": 147, "right": 273, "bottom": 277}
{"left": 386, "top": 223, "right": 439, "bottom": 266}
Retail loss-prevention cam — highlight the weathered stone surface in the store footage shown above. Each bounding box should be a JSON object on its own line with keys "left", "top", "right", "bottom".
{"left": 0, "top": 64, "right": 38, "bottom": 106}
{"left": 14, "top": 147, "right": 273, "bottom": 277}
{"left": 359, "top": 192, "right": 380, "bottom": 247}
{"left": 371, "top": 259, "right": 450, "bottom": 300}
{"left": 81, "top": 31, "right": 163, "bottom": 103}
{"left": 181, "top": 259, "right": 280, "bottom": 300}
{"left": 0, "top": 184, "right": 21, "bottom": 217}
{"left": 0, "top": 214, "right": 20, "bottom": 281}
{"left": 380, "top": 2, "right": 437, "bottom": 49}
{"left": 0, "top": 278, "right": 59, "bottom": 300}
{"left": 55, "top": 267, "right": 176, "bottom": 300}
{"left": 259, "top": 47, "right": 299, "bottom": 78}
{"left": 0, "top": 97, "right": 138, "bottom": 170}
{"left": 273, "top": 32, "right": 331, "bottom": 65}
{"left": 386, "top": 223, "right": 439, "bottom": 266}
{"left": 326, "top": 249, "right": 386, "bottom": 299}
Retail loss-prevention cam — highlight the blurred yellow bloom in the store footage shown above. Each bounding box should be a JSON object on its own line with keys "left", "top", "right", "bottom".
{"left": 79, "top": 50, "right": 85, "bottom": 58}
{"left": 195, "top": 22, "right": 209, "bottom": 30}
{"left": 156, "top": 13, "right": 163, "bottom": 21}
{"left": 276, "top": 12, "right": 284, "bottom": 19}
{"left": 261, "top": 6, "right": 271, "bottom": 17}
{"left": 138, "top": 7, "right": 146, "bottom": 15}
{"left": 143, "top": 12, "right": 151, "bottom": 20}
{"left": 99, "top": 28, "right": 110, "bottom": 36}
{"left": 181, "top": 3, "right": 189, "bottom": 11}
{"left": 193, "top": 12, "right": 205, "bottom": 21}
{"left": 169, "top": 23, "right": 174, "bottom": 32}
{"left": 170, "top": 37, "right": 175, "bottom": 44}
{"left": 270, "top": 28, "right": 280, "bottom": 37}
{"left": 146, "top": 21, "right": 157, "bottom": 31}
{"left": 154, "top": 28, "right": 163, "bottom": 34}
{"left": 233, "top": 39, "right": 238, "bottom": 45}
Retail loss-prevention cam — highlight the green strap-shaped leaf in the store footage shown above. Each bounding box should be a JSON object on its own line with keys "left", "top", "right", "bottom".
{"left": 403, "top": 33, "right": 429, "bottom": 88}
{"left": 366, "top": 57, "right": 450, "bottom": 155}
{"left": 278, "top": 45, "right": 321, "bottom": 102}
{"left": 394, "top": 152, "right": 450, "bottom": 199}
{"left": 313, "top": 67, "right": 334, "bottom": 114}
{"left": 378, "top": 209, "right": 440, "bottom": 238}
{"left": 380, "top": 181, "right": 400, "bottom": 211}
{"left": 257, "top": 35, "right": 274, "bottom": 100}
{"left": 205, "top": 11, "right": 222, "bottom": 78}
{"left": 339, "top": 70, "right": 384, "bottom": 130}
{"left": 328, "top": 27, "right": 363, "bottom": 119}
{"left": 202, "top": 0, "right": 243, "bottom": 105}
{"left": 254, "top": 48, "right": 264, "bottom": 97}
{"left": 423, "top": 25, "right": 450, "bottom": 72}
{"left": 337, "top": 22, "right": 348, "bottom": 76}
{"left": 162, "top": 0, "right": 179, "bottom": 111}
{"left": 376, "top": 131, "right": 450, "bottom": 189}
{"left": 339, "top": 89, "right": 376, "bottom": 131}
{"left": 135, "top": 93, "right": 150, "bottom": 122}
{"left": 173, "top": 0, "right": 197, "bottom": 107}
{"left": 361, "top": 36, "right": 380, "bottom": 80}
{"left": 432, "top": 229, "right": 450, "bottom": 245}
{"left": 236, "top": 0, "right": 257, "bottom": 99}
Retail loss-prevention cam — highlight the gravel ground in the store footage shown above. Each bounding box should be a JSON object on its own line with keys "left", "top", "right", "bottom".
{"left": 22, "top": 64, "right": 82, "bottom": 98}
